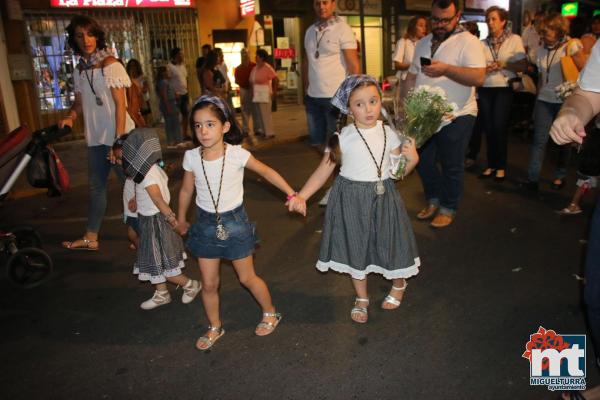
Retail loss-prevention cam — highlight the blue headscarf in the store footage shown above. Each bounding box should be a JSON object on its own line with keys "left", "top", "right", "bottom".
{"left": 330, "top": 74, "right": 381, "bottom": 115}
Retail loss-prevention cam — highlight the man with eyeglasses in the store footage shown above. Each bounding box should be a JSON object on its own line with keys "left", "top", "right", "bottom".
{"left": 404, "top": 0, "right": 486, "bottom": 228}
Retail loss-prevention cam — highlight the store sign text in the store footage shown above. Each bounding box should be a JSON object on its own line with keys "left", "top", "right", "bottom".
{"left": 274, "top": 48, "right": 295, "bottom": 59}
{"left": 50, "top": 0, "right": 192, "bottom": 8}
{"left": 240, "top": 0, "right": 256, "bottom": 16}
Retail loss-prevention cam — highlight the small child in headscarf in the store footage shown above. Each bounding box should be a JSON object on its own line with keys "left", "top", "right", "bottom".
{"left": 113, "top": 128, "right": 201, "bottom": 310}
{"left": 288, "top": 74, "right": 420, "bottom": 324}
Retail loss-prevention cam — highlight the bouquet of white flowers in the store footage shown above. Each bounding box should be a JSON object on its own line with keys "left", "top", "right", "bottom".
{"left": 389, "top": 85, "right": 456, "bottom": 179}
{"left": 555, "top": 81, "right": 578, "bottom": 102}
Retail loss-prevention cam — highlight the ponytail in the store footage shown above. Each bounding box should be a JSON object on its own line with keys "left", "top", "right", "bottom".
{"left": 327, "top": 113, "right": 347, "bottom": 164}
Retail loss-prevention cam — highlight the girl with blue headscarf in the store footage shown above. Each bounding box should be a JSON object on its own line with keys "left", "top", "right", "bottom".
{"left": 288, "top": 75, "right": 420, "bottom": 324}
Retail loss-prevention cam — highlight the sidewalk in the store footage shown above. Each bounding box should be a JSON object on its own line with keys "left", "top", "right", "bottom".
{"left": 9, "top": 103, "right": 309, "bottom": 199}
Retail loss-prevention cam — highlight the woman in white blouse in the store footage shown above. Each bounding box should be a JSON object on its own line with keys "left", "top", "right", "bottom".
{"left": 59, "top": 15, "right": 135, "bottom": 250}
{"left": 478, "top": 6, "right": 527, "bottom": 181}
{"left": 393, "top": 16, "right": 428, "bottom": 115}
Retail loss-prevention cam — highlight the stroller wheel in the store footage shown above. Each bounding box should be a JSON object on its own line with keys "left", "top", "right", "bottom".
{"left": 6, "top": 247, "right": 53, "bottom": 289}
{"left": 11, "top": 226, "right": 43, "bottom": 249}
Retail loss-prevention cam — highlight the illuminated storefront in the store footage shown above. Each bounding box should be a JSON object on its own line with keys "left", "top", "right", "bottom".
{"left": 5, "top": 0, "right": 200, "bottom": 133}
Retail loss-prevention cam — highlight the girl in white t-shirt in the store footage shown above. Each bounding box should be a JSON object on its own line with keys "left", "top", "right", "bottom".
{"left": 114, "top": 129, "right": 201, "bottom": 311}
{"left": 176, "top": 95, "right": 297, "bottom": 350}
{"left": 288, "top": 75, "right": 420, "bottom": 324}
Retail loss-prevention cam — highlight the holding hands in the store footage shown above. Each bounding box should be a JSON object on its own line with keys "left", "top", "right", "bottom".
{"left": 174, "top": 219, "right": 190, "bottom": 236}
{"left": 287, "top": 194, "right": 307, "bottom": 216}
{"left": 550, "top": 111, "right": 586, "bottom": 145}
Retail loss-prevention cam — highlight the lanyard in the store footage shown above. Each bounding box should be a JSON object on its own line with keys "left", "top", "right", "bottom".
{"left": 487, "top": 40, "right": 502, "bottom": 63}
{"left": 314, "top": 28, "right": 327, "bottom": 58}
{"left": 544, "top": 46, "right": 561, "bottom": 84}
{"left": 83, "top": 69, "right": 104, "bottom": 106}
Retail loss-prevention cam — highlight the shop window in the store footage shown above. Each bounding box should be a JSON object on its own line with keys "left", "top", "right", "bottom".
{"left": 214, "top": 42, "right": 245, "bottom": 108}
{"left": 346, "top": 16, "right": 383, "bottom": 81}
{"left": 26, "top": 17, "right": 76, "bottom": 112}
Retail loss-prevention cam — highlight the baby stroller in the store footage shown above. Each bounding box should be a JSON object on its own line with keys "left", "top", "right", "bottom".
{"left": 0, "top": 124, "right": 71, "bottom": 288}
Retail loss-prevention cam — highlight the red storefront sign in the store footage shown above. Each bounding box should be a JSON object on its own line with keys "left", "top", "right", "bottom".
{"left": 240, "top": 0, "right": 255, "bottom": 16}
{"left": 50, "top": 0, "right": 192, "bottom": 8}
{"left": 274, "top": 48, "right": 295, "bottom": 59}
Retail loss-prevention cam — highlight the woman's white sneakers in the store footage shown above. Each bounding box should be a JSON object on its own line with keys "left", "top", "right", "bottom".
{"left": 140, "top": 279, "right": 202, "bottom": 310}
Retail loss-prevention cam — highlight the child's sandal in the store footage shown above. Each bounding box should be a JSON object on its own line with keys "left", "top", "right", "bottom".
{"left": 255, "top": 311, "right": 282, "bottom": 336}
{"left": 350, "top": 297, "right": 369, "bottom": 323}
{"left": 196, "top": 326, "right": 225, "bottom": 351}
{"left": 381, "top": 281, "right": 408, "bottom": 310}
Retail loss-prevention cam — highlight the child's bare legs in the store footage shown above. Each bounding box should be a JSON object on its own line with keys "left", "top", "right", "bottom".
{"left": 351, "top": 277, "right": 369, "bottom": 323}
{"left": 197, "top": 258, "right": 222, "bottom": 344}
{"left": 231, "top": 255, "right": 277, "bottom": 335}
{"left": 127, "top": 226, "right": 139, "bottom": 250}
{"left": 166, "top": 274, "right": 191, "bottom": 287}
{"left": 382, "top": 278, "right": 407, "bottom": 310}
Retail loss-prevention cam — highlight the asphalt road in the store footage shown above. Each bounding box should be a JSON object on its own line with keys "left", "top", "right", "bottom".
{"left": 0, "top": 138, "right": 597, "bottom": 399}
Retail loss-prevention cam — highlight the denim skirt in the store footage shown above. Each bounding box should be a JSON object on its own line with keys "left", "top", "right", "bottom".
{"left": 186, "top": 204, "right": 258, "bottom": 260}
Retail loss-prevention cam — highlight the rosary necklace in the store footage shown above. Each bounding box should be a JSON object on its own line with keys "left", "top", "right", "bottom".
{"left": 200, "top": 144, "right": 228, "bottom": 240}
{"left": 353, "top": 123, "right": 387, "bottom": 195}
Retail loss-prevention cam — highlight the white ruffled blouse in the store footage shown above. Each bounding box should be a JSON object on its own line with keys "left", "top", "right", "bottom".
{"left": 74, "top": 62, "right": 135, "bottom": 146}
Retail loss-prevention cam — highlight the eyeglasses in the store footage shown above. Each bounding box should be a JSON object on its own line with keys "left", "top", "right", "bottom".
{"left": 430, "top": 13, "right": 458, "bottom": 26}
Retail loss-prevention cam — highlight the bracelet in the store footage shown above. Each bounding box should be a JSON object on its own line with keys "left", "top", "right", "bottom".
{"left": 286, "top": 192, "right": 298, "bottom": 201}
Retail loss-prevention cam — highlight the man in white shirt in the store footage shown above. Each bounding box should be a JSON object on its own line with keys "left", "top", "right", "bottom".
{"left": 302, "top": 0, "right": 360, "bottom": 146}
{"left": 167, "top": 48, "right": 190, "bottom": 140}
{"left": 550, "top": 41, "right": 600, "bottom": 394}
{"left": 404, "top": 0, "right": 486, "bottom": 228}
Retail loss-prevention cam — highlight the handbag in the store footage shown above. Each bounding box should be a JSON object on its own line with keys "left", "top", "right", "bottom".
{"left": 27, "top": 146, "right": 64, "bottom": 196}
{"left": 47, "top": 146, "right": 70, "bottom": 191}
{"left": 252, "top": 84, "right": 271, "bottom": 103}
{"left": 560, "top": 39, "right": 581, "bottom": 83}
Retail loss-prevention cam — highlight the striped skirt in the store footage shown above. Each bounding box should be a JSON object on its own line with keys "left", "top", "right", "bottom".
{"left": 317, "top": 176, "right": 420, "bottom": 280}
{"left": 133, "top": 213, "right": 186, "bottom": 284}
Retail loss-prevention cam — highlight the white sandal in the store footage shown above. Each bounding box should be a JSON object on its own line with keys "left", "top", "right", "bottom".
{"left": 196, "top": 326, "right": 225, "bottom": 351}
{"left": 381, "top": 281, "right": 408, "bottom": 310}
{"left": 255, "top": 311, "right": 282, "bottom": 336}
{"left": 351, "top": 297, "right": 370, "bottom": 323}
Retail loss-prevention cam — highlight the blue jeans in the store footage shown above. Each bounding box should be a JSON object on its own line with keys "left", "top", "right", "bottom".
{"left": 305, "top": 95, "right": 338, "bottom": 145}
{"left": 416, "top": 115, "right": 476, "bottom": 214}
{"left": 87, "top": 145, "right": 124, "bottom": 233}
{"left": 585, "top": 197, "right": 600, "bottom": 359}
{"left": 163, "top": 111, "right": 182, "bottom": 145}
{"left": 528, "top": 100, "right": 572, "bottom": 182}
